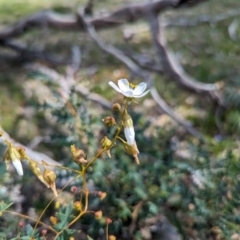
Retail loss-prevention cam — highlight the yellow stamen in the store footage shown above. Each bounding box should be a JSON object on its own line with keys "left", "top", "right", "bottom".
{"left": 129, "top": 83, "right": 138, "bottom": 89}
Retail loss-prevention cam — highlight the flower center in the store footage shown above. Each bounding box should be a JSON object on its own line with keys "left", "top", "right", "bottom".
{"left": 129, "top": 83, "right": 137, "bottom": 90}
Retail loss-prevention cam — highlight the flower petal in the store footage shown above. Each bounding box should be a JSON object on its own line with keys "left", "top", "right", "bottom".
{"left": 122, "top": 90, "right": 134, "bottom": 98}
{"left": 109, "top": 81, "right": 122, "bottom": 93}
{"left": 133, "top": 82, "right": 147, "bottom": 96}
{"left": 12, "top": 159, "right": 23, "bottom": 176}
{"left": 134, "top": 89, "right": 150, "bottom": 98}
{"left": 118, "top": 79, "right": 130, "bottom": 92}
{"left": 124, "top": 127, "right": 135, "bottom": 145}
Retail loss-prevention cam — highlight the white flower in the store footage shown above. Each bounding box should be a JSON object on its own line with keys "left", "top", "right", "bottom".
{"left": 109, "top": 79, "right": 150, "bottom": 98}
{"left": 12, "top": 159, "right": 23, "bottom": 176}
{"left": 124, "top": 127, "right": 135, "bottom": 145}
{"left": 122, "top": 110, "right": 135, "bottom": 145}
{"left": 5, "top": 143, "right": 24, "bottom": 176}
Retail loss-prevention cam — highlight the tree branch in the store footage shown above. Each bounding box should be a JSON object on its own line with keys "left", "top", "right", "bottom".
{"left": 0, "top": 0, "right": 208, "bottom": 40}
{"left": 162, "top": 9, "right": 240, "bottom": 28}
{"left": 0, "top": 39, "right": 69, "bottom": 65}
{"left": 148, "top": 13, "right": 224, "bottom": 105}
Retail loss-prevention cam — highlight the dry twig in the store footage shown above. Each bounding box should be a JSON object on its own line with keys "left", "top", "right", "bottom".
{"left": 0, "top": 39, "right": 69, "bottom": 65}
{"left": 26, "top": 62, "right": 111, "bottom": 110}
{"left": 148, "top": 13, "right": 223, "bottom": 102}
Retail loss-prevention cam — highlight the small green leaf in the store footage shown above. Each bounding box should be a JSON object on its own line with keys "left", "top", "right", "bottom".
{"left": 54, "top": 203, "right": 74, "bottom": 230}
{"left": 0, "top": 201, "right": 13, "bottom": 212}
{"left": 148, "top": 202, "right": 158, "bottom": 214}
{"left": 26, "top": 224, "right": 34, "bottom": 236}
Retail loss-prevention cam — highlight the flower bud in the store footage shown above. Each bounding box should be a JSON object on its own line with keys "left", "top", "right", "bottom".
{"left": 18, "top": 222, "right": 24, "bottom": 228}
{"left": 100, "top": 136, "right": 112, "bottom": 158}
{"left": 106, "top": 218, "right": 112, "bottom": 224}
{"left": 50, "top": 216, "right": 58, "bottom": 225}
{"left": 71, "top": 186, "right": 78, "bottom": 193}
{"left": 95, "top": 210, "right": 103, "bottom": 219}
{"left": 43, "top": 169, "right": 56, "bottom": 186}
{"left": 98, "top": 191, "right": 107, "bottom": 200}
{"left": 29, "top": 160, "right": 41, "bottom": 177}
{"left": 102, "top": 116, "right": 116, "bottom": 127}
{"left": 74, "top": 201, "right": 83, "bottom": 212}
{"left": 16, "top": 146, "right": 28, "bottom": 160}
{"left": 55, "top": 201, "right": 60, "bottom": 209}
{"left": 6, "top": 143, "right": 23, "bottom": 176}
{"left": 29, "top": 160, "right": 51, "bottom": 188}
{"left": 42, "top": 229, "right": 47, "bottom": 236}
{"left": 71, "top": 145, "right": 87, "bottom": 165}
{"left": 100, "top": 136, "right": 112, "bottom": 149}
{"left": 123, "top": 111, "right": 135, "bottom": 145}
{"left": 124, "top": 142, "right": 140, "bottom": 164}
{"left": 112, "top": 103, "right": 121, "bottom": 111}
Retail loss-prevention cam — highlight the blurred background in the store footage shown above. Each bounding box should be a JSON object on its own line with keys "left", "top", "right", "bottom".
{"left": 0, "top": 0, "right": 240, "bottom": 239}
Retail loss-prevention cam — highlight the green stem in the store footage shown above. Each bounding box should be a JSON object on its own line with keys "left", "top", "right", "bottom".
{"left": 31, "top": 175, "right": 82, "bottom": 238}
{"left": 4, "top": 210, "right": 58, "bottom": 234}
{"left": 53, "top": 175, "right": 89, "bottom": 240}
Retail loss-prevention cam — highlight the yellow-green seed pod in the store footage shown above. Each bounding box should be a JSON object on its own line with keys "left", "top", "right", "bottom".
{"left": 100, "top": 136, "right": 112, "bottom": 149}
{"left": 29, "top": 160, "right": 41, "bottom": 177}
{"left": 71, "top": 145, "right": 87, "bottom": 164}
{"left": 95, "top": 210, "right": 103, "bottom": 219}
{"left": 112, "top": 103, "right": 121, "bottom": 111}
{"left": 102, "top": 116, "right": 116, "bottom": 127}
{"left": 74, "top": 201, "right": 83, "bottom": 212}
{"left": 43, "top": 169, "right": 56, "bottom": 186}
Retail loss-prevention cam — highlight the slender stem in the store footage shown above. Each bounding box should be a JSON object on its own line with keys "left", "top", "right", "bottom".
{"left": 116, "top": 136, "right": 126, "bottom": 143}
{"left": 3, "top": 210, "right": 58, "bottom": 234}
{"left": 53, "top": 178, "right": 89, "bottom": 239}
{"left": 39, "top": 162, "right": 81, "bottom": 175}
{"left": 31, "top": 175, "right": 81, "bottom": 238}
{"left": 106, "top": 223, "right": 109, "bottom": 240}
{"left": 85, "top": 148, "right": 106, "bottom": 170}
{"left": 64, "top": 98, "right": 88, "bottom": 144}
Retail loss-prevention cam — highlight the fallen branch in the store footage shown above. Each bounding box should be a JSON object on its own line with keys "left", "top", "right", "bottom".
{"left": 150, "top": 87, "right": 202, "bottom": 138}
{"left": 26, "top": 62, "right": 112, "bottom": 110}
{"left": 0, "top": 0, "right": 207, "bottom": 40}
{"left": 148, "top": 13, "right": 224, "bottom": 105}
{"left": 162, "top": 9, "right": 240, "bottom": 28}
{"left": 0, "top": 39, "right": 69, "bottom": 65}
{"left": 78, "top": 9, "right": 203, "bottom": 138}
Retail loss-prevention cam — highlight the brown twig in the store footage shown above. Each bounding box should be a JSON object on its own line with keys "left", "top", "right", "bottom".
{"left": 0, "top": 39, "right": 69, "bottom": 65}
{"left": 150, "top": 87, "right": 203, "bottom": 138}
{"left": 162, "top": 9, "right": 240, "bottom": 28}
{"left": 148, "top": 13, "right": 223, "bottom": 102}
{"left": 25, "top": 63, "right": 112, "bottom": 110}
{"left": 0, "top": 0, "right": 208, "bottom": 40}
{"left": 130, "top": 200, "right": 146, "bottom": 235}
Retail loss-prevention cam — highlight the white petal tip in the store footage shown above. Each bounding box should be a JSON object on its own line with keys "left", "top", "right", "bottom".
{"left": 134, "top": 89, "right": 150, "bottom": 98}
{"left": 12, "top": 159, "right": 23, "bottom": 176}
